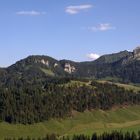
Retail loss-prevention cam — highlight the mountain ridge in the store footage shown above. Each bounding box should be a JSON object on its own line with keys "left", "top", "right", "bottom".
{"left": 0, "top": 47, "right": 140, "bottom": 83}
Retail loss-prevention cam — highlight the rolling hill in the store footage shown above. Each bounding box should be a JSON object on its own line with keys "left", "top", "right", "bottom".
{"left": 1, "top": 105, "right": 140, "bottom": 139}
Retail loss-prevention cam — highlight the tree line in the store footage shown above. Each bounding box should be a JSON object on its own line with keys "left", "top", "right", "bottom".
{"left": 4, "top": 131, "right": 140, "bottom": 140}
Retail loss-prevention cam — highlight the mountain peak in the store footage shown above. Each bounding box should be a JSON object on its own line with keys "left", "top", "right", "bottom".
{"left": 94, "top": 50, "right": 130, "bottom": 64}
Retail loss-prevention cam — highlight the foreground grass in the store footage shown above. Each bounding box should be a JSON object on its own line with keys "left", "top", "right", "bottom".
{"left": 1, "top": 105, "right": 140, "bottom": 139}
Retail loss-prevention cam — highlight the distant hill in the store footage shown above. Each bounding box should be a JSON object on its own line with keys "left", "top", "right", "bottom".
{"left": 1, "top": 47, "right": 140, "bottom": 83}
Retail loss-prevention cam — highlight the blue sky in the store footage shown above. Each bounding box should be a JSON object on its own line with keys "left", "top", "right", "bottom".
{"left": 0, "top": 0, "right": 140, "bottom": 67}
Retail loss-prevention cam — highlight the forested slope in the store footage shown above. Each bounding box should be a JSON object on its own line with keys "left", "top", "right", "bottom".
{"left": 0, "top": 78, "right": 140, "bottom": 124}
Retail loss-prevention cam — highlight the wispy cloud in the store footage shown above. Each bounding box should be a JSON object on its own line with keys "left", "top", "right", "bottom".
{"left": 16, "top": 10, "right": 46, "bottom": 16}
{"left": 87, "top": 53, "right": 100, "bottom": 60}
{"left": 88, "top": 23, "right": 116, "bottom": 32}
{"left": 65, "top": 4, "right": 93, "bottom": 15}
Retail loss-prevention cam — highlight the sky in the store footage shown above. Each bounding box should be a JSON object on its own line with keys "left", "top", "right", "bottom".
{"left": 0, "top": 0, "right": 140, "bottom": 67}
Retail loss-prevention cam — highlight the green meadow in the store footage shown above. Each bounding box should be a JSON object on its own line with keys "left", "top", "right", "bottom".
{"left": 98, "top": 80, "right": 140, "bottom": 92}
{"left": 1, "top": 105, "right": 140, "bottom": 140}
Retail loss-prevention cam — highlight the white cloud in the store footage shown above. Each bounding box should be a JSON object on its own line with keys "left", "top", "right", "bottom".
{"left": 87, "top": 53, "right": 100, "bottom": 60}
{"left": 16, "top": 10, "right": 46, "bottom": 16}
{"left": 66, "top": 4, "right": 93, "bottom": 14}
{"left": 88, "top": 23, "right": 116, "bottom": 32}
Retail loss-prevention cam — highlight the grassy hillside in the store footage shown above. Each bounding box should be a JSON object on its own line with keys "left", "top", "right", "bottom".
{"left": 98, "top": 80, "right": 140, "bottom": 92}
{"left": 1, "top": 105, "right": 140, "bottom": 140}
{"left": 67, "top": 79, "right": 140, "bottom": 92}
{"left": 115, "top": 83, "right": 140, "bottom": 92}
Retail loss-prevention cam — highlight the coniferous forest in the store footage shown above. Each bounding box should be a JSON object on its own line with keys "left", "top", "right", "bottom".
{"left": 0, "top": 76, "right": 140, "bottom": 124}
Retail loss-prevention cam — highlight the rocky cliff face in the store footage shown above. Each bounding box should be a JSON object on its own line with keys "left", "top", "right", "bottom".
{"left": 64, "top": 63, "right": 76, "bottom": 73}
{"left": 133, "top": 47, "right": 140, "bottom": 60}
